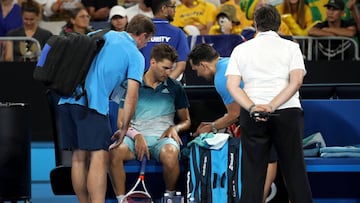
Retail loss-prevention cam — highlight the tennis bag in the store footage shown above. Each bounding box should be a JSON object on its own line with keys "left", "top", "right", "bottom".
{"left": 33, "top": 30, "right": 108, "bottom": 99}
{"left": 187, "top": 135, "right": 242, "bottom": 203}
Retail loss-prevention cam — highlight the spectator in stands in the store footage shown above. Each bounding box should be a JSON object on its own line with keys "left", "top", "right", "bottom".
{"left": 43, "top": 0, "right": 84, "bottom": 21}
{"left": 4, "top": 0, "right": 52, "bottom": 62}
{"left": 221, "top": 0, "right": 253, "bottom": 29}
{"left": 109, "top": 5, "right": 128, "bottom": 31}
{"left": 82, "top": 0, "right": 116, "bottom": 21}
{"left": 0, "top": 0, "right": 23, "bottom": 36}
{"left": 209, "top": 4, "right": 243, "bottom": 34}
{"left": 226, "top": 5, "right": 313, "bottom": 203}
{"left": 109, "top": 43, "right": 191, "bottom": 203}
{"left": 172, "top": 0, "right": 217, "bottom": 35}
{"left": 141, "top": 0, "right": 189, "bottom": 80}
{"left": 59, "top": 7, "right": 93, "bottom": 35}
{"left": 308, "top": 0, "right": 358, "bottom": 59}
{"left": 126, "top": 0, "right": 153, "bottom": 22}
{"left": 57, "top": 14, "right": 155, "bottom": 203}
{"left": 240, "top": 0, "right": 293, "bottom": 39}
{"left": 240, "top": 0, "right": 292, "bottom": 37}
{"left": 187, "top": 43, "right": 277, "bottom": 203}
{"left": 276, "top": 0, "right": 315, "bottom": 35}
{"left": 82, "top": 0, "right": 117, "bottom": 29}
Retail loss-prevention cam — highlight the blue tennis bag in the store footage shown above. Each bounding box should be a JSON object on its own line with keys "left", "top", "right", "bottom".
{"left": 187, "top": 133, "right": 242, "bottom": 203}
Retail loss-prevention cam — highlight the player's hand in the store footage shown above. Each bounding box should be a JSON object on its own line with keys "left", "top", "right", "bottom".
{"left": 160, "top": 126, "right": 183, "bottom": 146}
{"left": 134, "top": 135, "right": 150, "bottom": 160}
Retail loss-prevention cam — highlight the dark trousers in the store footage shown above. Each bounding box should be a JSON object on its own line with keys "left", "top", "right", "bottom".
{"left": 239, "top": 108, "right": 313, "bottom": 203}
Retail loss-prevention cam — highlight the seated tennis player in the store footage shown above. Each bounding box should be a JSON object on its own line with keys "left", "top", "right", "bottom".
{"left": 109, "top": 43, "right": 191, "bottom": 203}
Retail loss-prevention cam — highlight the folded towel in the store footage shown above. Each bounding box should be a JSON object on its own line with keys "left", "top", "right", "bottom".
{"left": 303, "top": 132, "right": 326, "bottom": 148}
{"left": 320, "top": 152, "right": 360, "bottom": 158}
{"left": 303, "top": 143, "right": 321, "bottom": 157}
{"left": 320, "top": 146, "right": 360, "bottom": 153}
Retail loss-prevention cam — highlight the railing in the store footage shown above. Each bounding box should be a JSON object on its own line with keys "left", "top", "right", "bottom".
{"left": 0, "top": 36, "right": 42, "bottom": 62}
{"left": 293, "top": 36, "right": 360, "bottom": 61}
{"left": 187, "top": 35, "right": 360, "bottom": 61}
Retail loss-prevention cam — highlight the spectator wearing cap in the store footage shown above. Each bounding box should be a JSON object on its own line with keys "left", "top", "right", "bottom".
{"left": 308, "top": 0, "right": 357, "bottom": 38}
{"left": 109, "top": 5, "right": 128, "bottom": 31}
{"left": 209, "top": 4, "right": 243, "bottom": 34}
{"left": 308, "top": 0, "right": 358, "bottom": 59}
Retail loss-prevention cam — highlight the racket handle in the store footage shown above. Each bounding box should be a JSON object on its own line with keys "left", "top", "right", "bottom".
{"left": 140, "top": 155, "right": 147, "bottom": 174}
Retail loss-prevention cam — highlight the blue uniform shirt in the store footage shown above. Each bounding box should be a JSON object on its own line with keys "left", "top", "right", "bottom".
{"left": 59, "top": 31, "right": 144, "bottom": 115}
{"left": 214, "top": 57, "right": 244, "bottom": 105}
{"left": 140, "top": 19, "right": 190, "bottom": 72}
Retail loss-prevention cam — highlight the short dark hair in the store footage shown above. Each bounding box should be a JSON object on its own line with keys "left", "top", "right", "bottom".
{"left": 21, "top": 0, "right": 40, "bottom": 15}
{"left": 187, "top": 43, "right": 219, "bottom": 65}
{"left": 254, "top": 5, "right": 281, "bottom": 32}
{"left": 126, "top": 14, "right": 156, "bottom": 36}
{"left": 150, "top": 43, "right": 178, "bottom": 63}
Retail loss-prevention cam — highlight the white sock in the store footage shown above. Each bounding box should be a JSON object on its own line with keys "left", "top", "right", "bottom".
{"left": 166, "top": 190, "right": 175, "bottom": 198}
{"left": 116, "top": 195, "right": 125, "bottom": 203}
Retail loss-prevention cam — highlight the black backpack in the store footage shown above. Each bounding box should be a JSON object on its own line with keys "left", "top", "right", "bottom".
{"left": 33, "top": 29, "right": 108, "bottom": 99}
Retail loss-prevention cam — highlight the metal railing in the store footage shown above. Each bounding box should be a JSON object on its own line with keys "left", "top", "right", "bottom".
{"left": 0, "top": 36, "right": 42, "bottom": 62}
{"left": 293, "top": 36, "right": 360, "bottom": 61}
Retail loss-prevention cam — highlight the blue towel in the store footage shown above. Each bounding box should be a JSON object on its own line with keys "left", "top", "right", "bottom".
{"left": 303, "top": 132, "right": 326, "bottom": 148}
{"left": 320, "top": 152, "right": 360, "bottom": 158}
{"left": 303, "top": 143, "right": 320, "bottom": 157}
{"left": 320, "top": 146, "right": 360, "bottom": 153}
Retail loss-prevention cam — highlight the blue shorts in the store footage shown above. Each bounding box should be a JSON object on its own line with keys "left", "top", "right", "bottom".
{"left": 123, "top": 136, "right": 180, "bottom": 161}
{"left": 58, "top": 104, "right": 112, "bottom": 151}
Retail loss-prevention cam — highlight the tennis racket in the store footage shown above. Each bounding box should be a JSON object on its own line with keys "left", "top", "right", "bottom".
{"left": 121, "top": 156, "right": 152, "bottom": 203}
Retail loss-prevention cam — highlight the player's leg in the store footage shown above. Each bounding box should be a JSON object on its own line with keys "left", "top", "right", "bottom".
{"left": 109, "top": 137, "right": 136, "bottom": 196}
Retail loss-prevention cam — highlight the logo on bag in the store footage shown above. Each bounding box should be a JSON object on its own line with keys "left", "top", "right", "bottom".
{"left": 202, "top": 156, "right": 208, "bottom": 176}
{"left": 229, "top": 152, "right": 234, "bottom": 171}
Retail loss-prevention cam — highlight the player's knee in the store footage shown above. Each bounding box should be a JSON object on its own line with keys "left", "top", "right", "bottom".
{"left": 109, "top": 145, "right": 130, "bottom": 166}
{"left": 160, "top": 144, "right": 179, "bottom": 167}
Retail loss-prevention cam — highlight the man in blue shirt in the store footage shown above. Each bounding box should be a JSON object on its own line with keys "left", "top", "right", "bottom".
{"left": 141, "top": 0, "right": 190, "bottom": 80}
{"left": 109, "top": 43, "right": 191, "bottom": 202}
{"left": 187, "top": 43, "right": 277, "bottom": 203}
{"left": 57, "top": 14, "right": 155, "bottom": 203}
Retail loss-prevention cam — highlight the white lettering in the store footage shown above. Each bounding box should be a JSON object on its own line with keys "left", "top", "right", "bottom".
{"left": 202, "top": 156, "right": 207, "bottom": 176}
{"left": 150, "top": 36, "right": 171, "bottom": 43}
{"left": 229, "top": 153, "right": 234, "bottom": 171}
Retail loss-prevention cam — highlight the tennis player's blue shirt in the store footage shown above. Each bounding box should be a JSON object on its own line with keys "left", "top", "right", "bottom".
{"left": 214, "top": 57, "right": 244, "bottom": 105}
{"left": 120, "top": 78, "right": 189, "bottom": 136}
{"left": 59, "top": 31, "right": 144, "bottom": 115}
{"left": 140, "top": 19, "right": 190, "bottom": 72}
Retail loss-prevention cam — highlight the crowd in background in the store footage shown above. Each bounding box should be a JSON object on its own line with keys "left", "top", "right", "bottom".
{"left": 1, "top": 0, "right": 360, "bottom": 61}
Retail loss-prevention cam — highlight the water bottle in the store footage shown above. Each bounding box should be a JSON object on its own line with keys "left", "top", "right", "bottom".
{"left": 163, "top": 192, "right": 172, "bottom": 203}
{"left": 173, "top": 191, "right": 184, "bottom": 203}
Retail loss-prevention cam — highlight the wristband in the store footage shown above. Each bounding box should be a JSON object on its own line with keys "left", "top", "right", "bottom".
{"left": 248, "top": 104, "right": 256, "bottom": 112}
{"left": 126, "top": 127, "right": 140, "bottom": 139}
